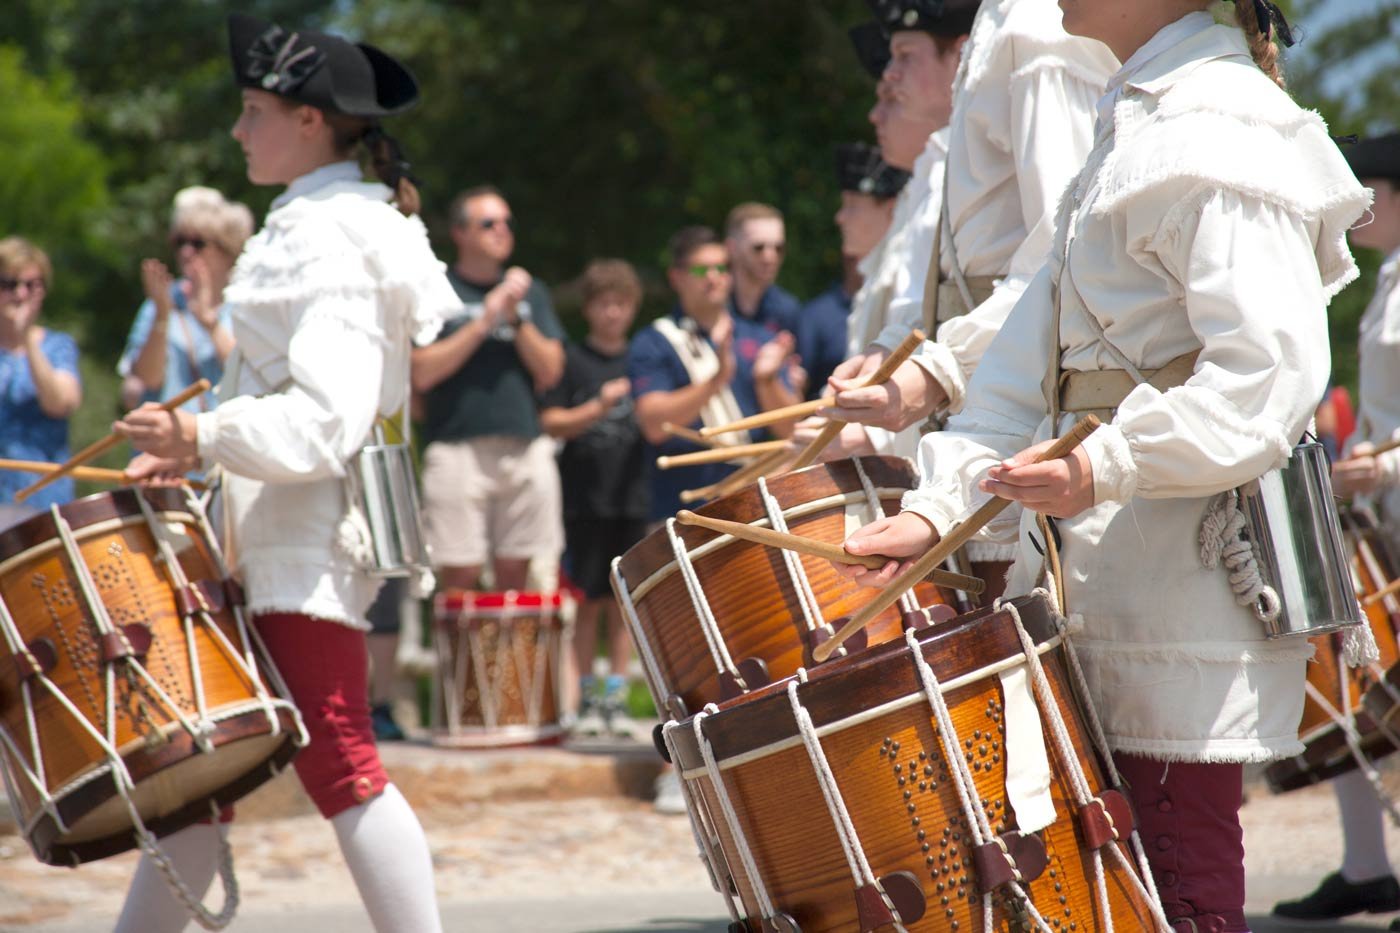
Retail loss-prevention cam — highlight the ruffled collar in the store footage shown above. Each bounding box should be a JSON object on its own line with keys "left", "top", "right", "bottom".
{"left": 1097, "top": 12, "right": 1215, "bottom": 129}
{"left": 271, "top": 160, "right": 366, "bottom": 211}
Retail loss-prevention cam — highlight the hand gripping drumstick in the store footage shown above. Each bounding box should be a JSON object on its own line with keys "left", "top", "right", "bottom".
{"left": 811, "top": 414, "right": 1102, "bottom": 663}
{"left": 698, "top": 330, "right": 926, "bottom": 439}
{"left": 789, "top": 330, "right": 927, "bottom": 470}
{"left": 657, "top": 439, "right": 790, "bottom": 470}
{"left": 15, "top": 379, "right": 212, "bottom": 503}
{"left": 675, "top": 509, "right": 986, "bottom": 594}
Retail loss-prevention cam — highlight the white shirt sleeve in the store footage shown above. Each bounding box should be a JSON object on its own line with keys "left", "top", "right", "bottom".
{"left": 196, "top": 296, "right": 383, "bottom": 484}
{"left": 1081, "top": 189, "right": 1331, "bottom": 504}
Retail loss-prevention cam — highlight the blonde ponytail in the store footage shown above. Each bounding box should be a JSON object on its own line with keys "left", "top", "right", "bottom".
{"left": 1232, "top": 0, "right": 1287, "bottom": 90}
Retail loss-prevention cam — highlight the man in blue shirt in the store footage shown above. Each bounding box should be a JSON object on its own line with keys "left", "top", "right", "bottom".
{"left": 796, "top": 143, "right": 909, "bottom": 399}
{"left": 629, "top": 227, "right": 801, "bottom": 522}
{"left": 724, "top": 203, "right": 802, "bottom": 335}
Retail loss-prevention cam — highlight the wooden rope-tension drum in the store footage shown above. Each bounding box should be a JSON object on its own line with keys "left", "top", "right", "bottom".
{"left": 0, "top": 487, "right": 305, "bottom": 867}
{"left": 661, "top": 593, "right": 1162, "bottom": 931}
{"left": 613, "top": 457, "right": 1007, "bottom": 720}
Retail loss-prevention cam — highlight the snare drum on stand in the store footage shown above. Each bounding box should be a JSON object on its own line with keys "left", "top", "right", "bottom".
{"left": 431, "top": 590, "right": 574, "bottom": 748}
{"left": 0, "top": 488, "right": 305, "bottom": 870}
{"left": 613, "top": 457, "right": 1004, "bottom": 720}
{"left": 661, "top": 594, "right": 1165, "bottom": 931}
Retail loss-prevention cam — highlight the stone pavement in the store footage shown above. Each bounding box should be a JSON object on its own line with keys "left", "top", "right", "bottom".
{"left": 3, "top": 735, "right": 1400, "bottom": 932}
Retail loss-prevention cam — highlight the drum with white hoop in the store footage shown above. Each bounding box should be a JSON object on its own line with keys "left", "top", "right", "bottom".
{"left": 0, "top": 487, "right": 306, "bottom": 867}
{"left": 613, "top": 457, "right": 1005, "bottom": 720}
{"left": 431, "top": 590, "right": 573, "bottom": 748}
{"left": 1266, "top": 506, "right": 1400, "bottom": 793}
{"left": 661, "top": 593, "right": 1162, "bottom": 932}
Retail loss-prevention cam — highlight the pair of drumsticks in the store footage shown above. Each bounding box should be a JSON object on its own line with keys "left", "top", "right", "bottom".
{"left": 4, "top": 380, "right": 211, "bottom": 502}
{"left": 675, "top": 409, "right": 1103, "bottom": 661}
{"left": 658, "top": 330, "right": 927, "bottom": 503}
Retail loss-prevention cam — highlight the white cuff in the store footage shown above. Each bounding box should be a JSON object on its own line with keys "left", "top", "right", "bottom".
{"left": 1079, "top": 422, "right": 1138, "bottom": 503}
{"left": 910, "top": 340, "right": 967, "bottom": 413}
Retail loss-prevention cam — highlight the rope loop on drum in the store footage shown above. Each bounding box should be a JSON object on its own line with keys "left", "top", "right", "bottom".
{"left": 1302, "top": 679, "right": 1400, "bottom": 829}
{"left": 1000, "top": 598, "right": 1174, "bottom": 932}
{"left": 666, "top": 519, "right": 741, "bottom": 678}
{"left": 131, "top": 798, "right": 240, "bottom": 930}
{"left": 784, "top": 680, "right": 911, "bottom": 932}
{"left": 691, "top": 705, "right": 780, "bottom": 921}
{"left": 611, "top": 559, "right": 670, "bottom": 711}
{"left": 660, "top": 720, "right": 744, "bottom": 924}
{"left": 758, "top": 476, "right": 826, "bottom": 634}
{"left": 904, "top": 627, "right": 1051, "bottom": 933}
{"left": 853, "top": 459, "right": 920, "bottom": 615}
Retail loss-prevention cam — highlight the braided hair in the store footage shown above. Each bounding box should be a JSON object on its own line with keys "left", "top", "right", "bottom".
{"left": 326, "top": 113, "right": 421, "bottom": 216}
{"left": 1230, "top": 0, "right": 1287, "bottom": 89}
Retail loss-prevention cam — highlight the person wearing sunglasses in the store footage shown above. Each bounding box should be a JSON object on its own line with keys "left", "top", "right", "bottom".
{"left": 412, "top": 184, "right": 568, "bottom": 596}
{"left": 0, "top": 236, "right": 82, "bottom": 512}
{"left": 118, "top": 186, "right": 253, "bottom": 413}
{"left": 724, "top": 202, "right": 802, "bottom": 335}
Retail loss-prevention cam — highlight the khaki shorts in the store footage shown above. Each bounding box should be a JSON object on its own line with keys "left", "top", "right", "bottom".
{"left": 421, "top": 435, "right": 563, "bottom": 568}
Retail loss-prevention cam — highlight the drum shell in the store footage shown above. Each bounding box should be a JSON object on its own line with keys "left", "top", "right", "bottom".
{"left": 667, "top": 594, "right": 1157, "bottom": 930}
{"left": 1239, "top": 442, "right": 1363, "bottom": 638}
{"left": 614, "top": 457, "right": 955, "bottom": 717}
{"left": 431, "top": 590, "right": 570, "bottom": 748}
{"left": 0, "top": 488, "right": 300, "bottom": 865}
{"left": 352, "top": 442, "right": 431, "bottom": 578}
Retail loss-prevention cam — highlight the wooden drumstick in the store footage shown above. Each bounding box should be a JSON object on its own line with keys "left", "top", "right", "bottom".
{"left": 676, "top": 509, "right": 986, "bottom": 594}
{"left": 15, "top": 379, "right": 211, "bottom": 503}
{"left": 1360, "top": 436, "right": 1400, "bottom": 458}
{"left": 679, "top": 449, "right": 790, "bottom": 504}
{"left": 790, "top": 330, "right": 926, "bottom": 470}
{"left": 0, "top": 458, "right": 130, "bottom": 485}
{"left": 662, "top": 422, "right": 718, "bottom": 448}
{"left": 812, "top": 415, "right": 1102, "bottom": 663}
{"left": 657, "top": 439, "right": 790, "bottom": 470}
{"left": 1363, "top": 575, "right": 1400, "bottom": 607}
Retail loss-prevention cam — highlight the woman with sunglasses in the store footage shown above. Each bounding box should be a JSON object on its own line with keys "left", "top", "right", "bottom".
{"left": 112, "top": 13, "right": 456, "bottom": 932}
{"left": 119, "top": 186, "right": 253, "bottom": 413}
{"left": 0, "top": 236, "right": 82, "bottom": 513}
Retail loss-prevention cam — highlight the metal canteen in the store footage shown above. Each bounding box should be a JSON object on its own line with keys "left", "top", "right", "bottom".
{"left": 350, "top": 422, "right": 431, "bottom": 578}
{"left": 1238, "top": 440, "right": 1362, "bottom": 638}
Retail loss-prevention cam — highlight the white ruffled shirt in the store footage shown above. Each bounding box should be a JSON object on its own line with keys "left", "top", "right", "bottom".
{"left": 196, "top": 162, "right": 459, "bottom": 627}
{"left": 902, "top": 22, "right": 1369, "bottom": 762}
{"left": 874, "top": 0, "right": 1118, "bottom": 414}
{"left": 1350, "top": 248, "right": 1400, "bottom": 540}
{"left": 847, "top": 130, "right": 948, "bottom": 460}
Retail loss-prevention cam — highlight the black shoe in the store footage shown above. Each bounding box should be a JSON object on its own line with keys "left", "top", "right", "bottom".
{"left": 1273, "top": 871, "right": 1400, "bottom": 920}
{"left": 370, "top": 702, "right": 406, "bottom": 742}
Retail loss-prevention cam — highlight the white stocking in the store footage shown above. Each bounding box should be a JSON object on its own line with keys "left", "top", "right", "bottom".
{"left": 330, "top": 782, "right": 442, "bottom": 933}
{"left": 114, "top": 822, "right": 226, "bottom": 933}
{"left": 1336, "top": 769, "right": 1393, "bottom": 882}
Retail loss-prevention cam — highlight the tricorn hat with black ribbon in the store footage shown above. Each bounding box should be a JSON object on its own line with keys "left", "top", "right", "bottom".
{"left": 836, "top": 143, "right": 911, "bottom": 199}
{"left": 866, "top": 0, "right": 979, "bottom": 39}
{"left": 848, "top": 21, "right": 892, "bottom": 79}
{"left": 1344, "top": 132, "right": 1400, "bottom": 184}
{"left": 227, "top": 13, "right": 418, "bottom": 118}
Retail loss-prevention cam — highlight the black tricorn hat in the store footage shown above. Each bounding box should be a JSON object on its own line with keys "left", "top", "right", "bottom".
{"left": 1344, "top": 132, "right": 1400, "bottom": 183}
{"left": 867, "top": 0, "right": 979, "bottom": 39}
{"left": 836, "top": 143, "right": 911, "bottom": 199}
{"left": 228, "top": 13, "right": 418, "bottom": 118}
{"left": 848, "top": 22, "right": 891, "bottom": 79}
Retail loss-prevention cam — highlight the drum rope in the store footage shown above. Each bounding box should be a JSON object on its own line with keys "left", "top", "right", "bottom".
{"left": 666, "top": 520, "right": 741, "bottom": 677}
{"left": 0, "top": 594, "right": 65, "bottom": 826}
{"left": 1041, "top": 597, "right": 1166, "bottom": 913}
{"left": 131, "top": 799, "right": 240, "bottom": 930}
{"left": 853, "top": 459, "right": 920, "bottom": 615}
{"left": 1302, "top": 679, "right": 1400, "bottom": 828}
{"left": 785, "top": 676, "right": 911, "bottom": 932}
{"left": 181, "top": 487, "right": 308, "bottom": 748}
{"left": 611, "top": 559, "right": 671, "bottom": 710}
{"left": 691, "top": 705, "right": 780, "bottom": 920}
{"left": 1001, "top": 600, "right": 1174, "bottom": 932}
{"left": 758, "top": 477, "right": 825, "bottom": 634}
{"left": 660, "top": 721, "right": 744, "bottom": 924}
{"left": 903, "top": 628, "right": 1051, "bottom": 933}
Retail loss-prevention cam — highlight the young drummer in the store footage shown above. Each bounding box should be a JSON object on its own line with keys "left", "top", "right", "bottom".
{"left": 1275, "top": 132, "right": 1400, "bottom": 922}
{"left": 837, "top": 2, "right": 1369, "bottom": 930}
{"left": 112, "top": 14, "right": 457, "bottom": 932}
